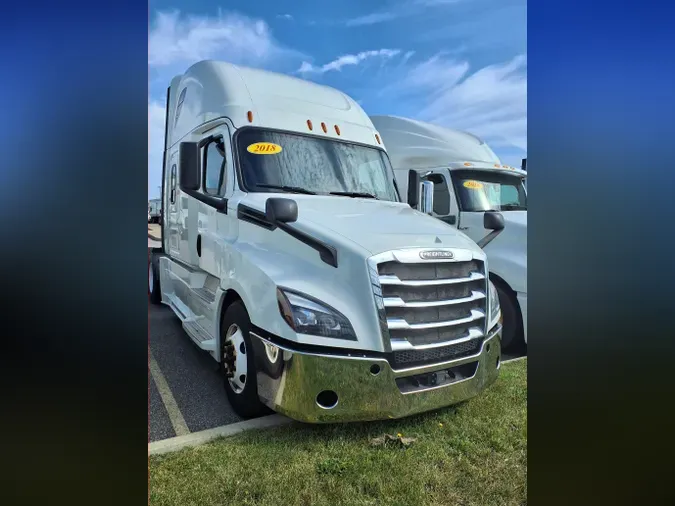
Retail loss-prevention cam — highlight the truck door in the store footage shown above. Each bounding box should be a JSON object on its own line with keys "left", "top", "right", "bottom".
{"left": 196, "top": 127, "right": 233, "bottom": 278}
{"left": 166, "top": 151, "right": 180, "bottom": 256}
{"left": 423, "top": 168, "right": 460, "bottom": 227}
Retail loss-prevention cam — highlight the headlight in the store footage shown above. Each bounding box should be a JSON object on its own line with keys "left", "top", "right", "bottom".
{"left": 488, "top": 281, "right": 501, "bottom": 330}
{"left": 277, "top": 288, "right": 357, "bottom": 340}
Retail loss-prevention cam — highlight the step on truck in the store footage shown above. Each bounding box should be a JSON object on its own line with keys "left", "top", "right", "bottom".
{"left": 148, "top": 60, "right": 505, "bottom": 423}
{"left": 370, "top": 115, "right": 527, "bottom": 350}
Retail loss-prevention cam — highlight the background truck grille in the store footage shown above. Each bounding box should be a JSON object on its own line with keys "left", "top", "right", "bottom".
{"left": 373, "top": 254, "right": 488, "bottom": 368}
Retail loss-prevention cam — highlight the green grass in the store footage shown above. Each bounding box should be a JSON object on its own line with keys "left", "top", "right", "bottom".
{"left": 150, "top": 359, "right": 527, "bottom": 506}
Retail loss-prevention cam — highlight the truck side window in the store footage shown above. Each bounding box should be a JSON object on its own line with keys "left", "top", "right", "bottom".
{"left": 170, "top": 164, "right": 177, "bottom": 204}
{"left": 203, "top": 138, "right": 226, "bottom": 196}
{"left": 427, "top": 174, "right": 451, "bottom": 215}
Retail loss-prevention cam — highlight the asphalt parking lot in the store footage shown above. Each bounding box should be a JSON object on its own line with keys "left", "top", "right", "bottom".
{"left": 149, "top": 303, "right": 244, "bottom": 443}
{"left": 148, "top": 228, "right": 526, "bottom": 444}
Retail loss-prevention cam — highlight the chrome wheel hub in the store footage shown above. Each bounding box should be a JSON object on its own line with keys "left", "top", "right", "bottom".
{"left": 224, "top": 324, "right": 247, "bottom": 393}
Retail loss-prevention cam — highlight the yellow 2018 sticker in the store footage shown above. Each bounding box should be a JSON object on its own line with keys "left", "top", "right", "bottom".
{"left": 247, "top": 142, "right": 282, "bottom": 155}
{"left": 463, "top": 180, "right": 483, "bottom": 190}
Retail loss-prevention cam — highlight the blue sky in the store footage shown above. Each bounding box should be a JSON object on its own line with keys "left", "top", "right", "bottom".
{"left": 148, "top": 0, "right": 527, "bottom": 198}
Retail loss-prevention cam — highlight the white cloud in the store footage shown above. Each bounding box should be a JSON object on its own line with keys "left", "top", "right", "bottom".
{"left": 346, "top": 0, "right": 463, "bottom": 26}
{"left": 276, "top": 14, "right": 294, "bottom": 21}
{"left": 387, "top": 54, "right": 527, "bottom": 151}
{"left": 149, "top": 10, "right": 302, "bottom": 67}
{"left": 401, "top": 51, "right": 416, "bottom": 66}
{"left": 346, "top": 12, "right": 399, "bottom": 27}
{"left": 298, "top": 49, "right": 401, "bottom": 74}
{"left": 416, "top": 0, "right": 462, "bottom": 5}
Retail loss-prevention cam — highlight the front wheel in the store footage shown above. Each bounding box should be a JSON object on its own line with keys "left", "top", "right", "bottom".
{"left": 495, "top": 284, "right": 523, "bottom": 350}
{"left": 220, "top": 302, "right": 270, "bottom": 419}
{"left": 148, "top": 257, "right": 161, "bottom": 305}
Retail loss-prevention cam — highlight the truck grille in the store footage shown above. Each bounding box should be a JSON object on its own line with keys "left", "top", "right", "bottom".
{"left": 370, "top": 249, "right": 488, "bottom": 369}
{"left": 391, "top": 338, "right": 482, "bottom": 369}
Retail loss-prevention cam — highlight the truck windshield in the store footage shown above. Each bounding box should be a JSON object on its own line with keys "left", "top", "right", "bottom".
{"left": 236, "top": 128, "right": 399, "bottom": 201}
{"left": 451, "top": 170, "right": 527, "bottom": 212}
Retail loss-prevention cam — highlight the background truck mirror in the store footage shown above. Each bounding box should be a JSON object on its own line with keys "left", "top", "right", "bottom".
{"left": 484, "top": 211, "right": 505, "bottom": 231}
{"left": 477, "top": 211, "right": 505, "bottom": 249}
{"left": 265, "top": 197, "right": 298, "bottom": 224}
{"left": 419, "top": 180, "right": 434, "bottom": 215}
{"left": 179, "top": 142, "right": 200, "bottom": 191}
{"left": 407, "top": 170, "right": 420, "bottom": 208}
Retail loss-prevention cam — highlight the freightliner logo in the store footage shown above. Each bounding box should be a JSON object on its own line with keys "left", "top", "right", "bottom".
{"left": 419, "top": 250, "right": 454, "bottom": 260}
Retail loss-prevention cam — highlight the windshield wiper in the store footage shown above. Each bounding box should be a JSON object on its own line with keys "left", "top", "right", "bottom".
{"left": 328, "top": 191, "right": 379, "bottom": 200}
{"left": 500, "top": 204, "right": 526, "bottom": 211}
{"left": 255, "top": 184, "right": 316, "bottom": 195}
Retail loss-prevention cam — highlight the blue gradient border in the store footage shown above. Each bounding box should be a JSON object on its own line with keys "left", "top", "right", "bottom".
{"left": 0, "top": 1, "right": 674, "bottom": 504}
{"left": 529, "top": 1, "right": 675, "bottom": 504}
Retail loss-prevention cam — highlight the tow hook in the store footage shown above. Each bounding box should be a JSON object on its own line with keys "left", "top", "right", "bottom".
{"left": 425, "top": 372, "right": 438, "bottom": 386}
{"left": 414, "top": 371, "right": 438, "bottom": 387}
{"left": 223, "top": 343, "right": 236, "bottom": 378}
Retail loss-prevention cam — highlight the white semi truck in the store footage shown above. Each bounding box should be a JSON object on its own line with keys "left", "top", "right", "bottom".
{"left": 148, "top": 60, "right": 505, "bottom": 423}
{"left": 370, "top": 116, "right": 527, "bottom": 350}
{"left": 148, "top": 198, "right": 161, "bottom": 223}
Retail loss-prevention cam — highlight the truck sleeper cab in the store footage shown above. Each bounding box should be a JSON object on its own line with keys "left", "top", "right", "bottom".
{"left": 370, "top": 115, "right": 527, "bottom": 350}
{"left": 148, "top": 61, "right": 503, "bottom": 423}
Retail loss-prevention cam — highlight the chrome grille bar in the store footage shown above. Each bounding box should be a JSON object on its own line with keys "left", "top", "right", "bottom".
{"left": 387, "top": 308, "right": 485, "bottom": 331}
{"left": 379, "top": 271, "right": 485, "bottom": 287}
{"left": 383, "top": 290, "right": 485, "bottom": 308}
{"left": 390, "top": 327, "right": 485, "bottom": 351}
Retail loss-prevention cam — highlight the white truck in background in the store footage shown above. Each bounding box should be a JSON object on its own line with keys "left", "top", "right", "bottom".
{"left": 370, "top": 115, "right": 527, "bottom": 350}
{"left": 148, "top": 60, "right": 506, "bottom": 423}
{"left": 148, "top": 198, "right": 161, "bottom": 223}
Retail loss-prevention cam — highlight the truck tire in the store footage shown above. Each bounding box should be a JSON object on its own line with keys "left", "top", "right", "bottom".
{"left": 148, "top": 256, "right": 162, "bottom": 305}
{"left": 495, "top": 284, "right": 522, "bottom": 350}
{"left": 220, "top": 302, "right": 270, "bottom": 419}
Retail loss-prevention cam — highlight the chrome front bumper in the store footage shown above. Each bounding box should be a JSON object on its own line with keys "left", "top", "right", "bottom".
{"left": 250, "top": 325, "right": 502, "bottom": 423}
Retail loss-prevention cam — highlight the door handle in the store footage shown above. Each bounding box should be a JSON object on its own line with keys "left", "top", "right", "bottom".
{"left": 197, "top": 234, "right": 202, "bottom": 257}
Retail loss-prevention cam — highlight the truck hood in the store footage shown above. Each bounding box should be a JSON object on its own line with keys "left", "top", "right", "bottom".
{"left": 242, "top": 194, "right": 483, "bottom": 256}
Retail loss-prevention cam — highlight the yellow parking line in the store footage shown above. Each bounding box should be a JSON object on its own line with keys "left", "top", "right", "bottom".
{"left": 150, "top": 351, "right": 190, "bottom": 437}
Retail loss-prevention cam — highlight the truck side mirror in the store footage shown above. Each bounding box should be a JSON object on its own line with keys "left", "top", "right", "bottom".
{"left": 266, "top": 198, "right": 298, "bottom": 224}
{"left": 179, "top": 142, "right": 200, "bottom": 191}
{"left": 484, "top": 211, "right": 505, "bottom": 231}
{"left": 407, "top": 170, "right": 420, "bottom": 208}
{"left": 419, "top": 180, "right": 434, "bottom": 215}
{"left": 477, "top": 211, "right": 505, "bottom": 249}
